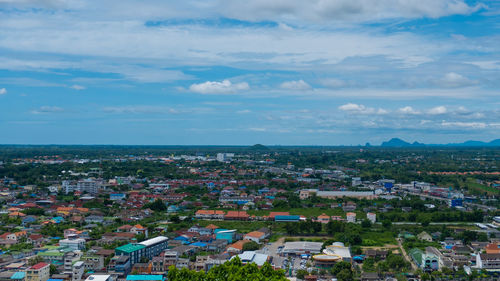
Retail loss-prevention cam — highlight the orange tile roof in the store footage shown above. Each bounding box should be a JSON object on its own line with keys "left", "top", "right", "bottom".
{"left": 228, "top": 239, "right": 251, "bottom": 251}
{"left": 245, "top": 231, "right": 265, "bottom": 239}
{"left": 269, "top": 212, "right": 290, "bottom": 218}
{"left": 317, "top": 213, "right": 330, "bottom": 219}
{"left": 9, "top": 212, "right": 26, "bottom": 217}
{"left": 225, "top": 211, "right": 249, "bottom": 218}
{"left": 486, "top": 243, "right": 500, "bottom": 254}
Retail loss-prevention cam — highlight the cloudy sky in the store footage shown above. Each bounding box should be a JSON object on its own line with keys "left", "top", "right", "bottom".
{"left": 1, "top": 0, "right": 499, "bottom": 145}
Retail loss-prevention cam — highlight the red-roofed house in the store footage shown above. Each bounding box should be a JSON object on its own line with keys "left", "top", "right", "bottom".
{"left": 131, "top": 224, "right": 148, "bottom": 237}
{"left": 243, "top": 231, "right": 267, "bottom": 243}
{"left": 26, "top": 262, "right": 50, "bottom": 281}
{"left": 316, "top": 213, "right": 330, "bottom": 224}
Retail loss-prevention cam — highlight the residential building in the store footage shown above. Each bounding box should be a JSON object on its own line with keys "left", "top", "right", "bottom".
{"left": 72, "top": 261, "right": 85, "bottom": 281}
{"left": 131, "top": 225, "right": 148, "bottom": 237}
{"left": 59, "top": 237, "right": 86, "bottom": 251}
{"left": 26, "top": 263, "right": 50, "bottom": 281}
{"left": 476, "top": 253, "right": 500, "bottom": 271}
{"left": 346, "top": 212, "right": 356, "bottom": 223}
{"left": 366, "top": 212, "right": 376, "bottom": 224}
{"left": 138, "top": 236, "right": 168, "bottom": 259}
{"left": 409, "top": 248, "right": 439, "bottom": 271}
{"left": 417, "top": 232, "right": 433, "bottom": 242}
{"left": 243, "top": 231, "right": 266, "bottom": 244}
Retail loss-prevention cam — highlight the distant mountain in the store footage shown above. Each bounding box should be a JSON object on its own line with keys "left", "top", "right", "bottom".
{"left": 381, "top": 138, "right": 500, "bottom": 147}
{"left": 381, "top": 138, "right": 424, "bottom": 147}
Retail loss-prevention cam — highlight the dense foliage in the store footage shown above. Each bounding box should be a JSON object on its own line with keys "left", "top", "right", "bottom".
{"left": 167, "top": 257, "right": 287, "bottom": 281}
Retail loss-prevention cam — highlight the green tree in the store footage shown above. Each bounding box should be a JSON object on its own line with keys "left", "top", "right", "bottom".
{"left": 167, "top": 257, "right": 287, "bottom": 281}
{"left": 382, "top": 219, "right": 392, "bottom": 229}
{"left": 361, "top": 219, "right": 372, "bottom": 228}
{"left": 242, "top": 241, "right": 260, "bottom": 251}
{"left": 50, "top": 264, "right": 58, "bottom": 275}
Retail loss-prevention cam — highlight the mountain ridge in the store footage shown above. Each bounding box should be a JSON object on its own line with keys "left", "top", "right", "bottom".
{"left": 381, "top": 138, "right": 500, "bottom": 147}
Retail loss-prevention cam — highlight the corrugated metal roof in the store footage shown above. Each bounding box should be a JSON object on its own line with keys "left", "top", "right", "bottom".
{"left": 115, "top": 244, "right": 145, "bottom": 253}
{"left": 126, "top": 275, "right": 163, "bottom": 281}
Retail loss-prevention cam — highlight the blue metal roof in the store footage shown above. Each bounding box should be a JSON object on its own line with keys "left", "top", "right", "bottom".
{"left": 11, "top": 272, "right": 25, "bottom": 279}
{"left": 191, "top": 242, "right": 207, "bottom": 247}
{"left": 126, "top": 275, "right": 164, "bottom": 281}
{"left": 275, "top": 215, "right": 300, "bottom": 221}
{"left": 173, "top": 236, "right": 189, "bottom": 241}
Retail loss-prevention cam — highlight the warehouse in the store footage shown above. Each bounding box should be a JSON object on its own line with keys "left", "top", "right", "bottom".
{"left": 282, "top": 242, "right": 323, "bottom": 256}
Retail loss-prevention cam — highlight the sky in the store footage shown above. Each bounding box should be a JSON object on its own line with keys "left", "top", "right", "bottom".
{"left": 0, "top": 0, "right": 499, "bottom": 145}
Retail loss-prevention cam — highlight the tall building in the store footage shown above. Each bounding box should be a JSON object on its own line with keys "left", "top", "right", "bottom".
{"left": 115, "top": 236, "right": 168, "bottom": 265}
{"left": 77, "top": 179, "right": 101, "bottom": 194}
{"left": 72, "top": 261, "right": 85, "bottom": 281}
{"left": 216, "top": 153, "right": 234, "bottom": 162}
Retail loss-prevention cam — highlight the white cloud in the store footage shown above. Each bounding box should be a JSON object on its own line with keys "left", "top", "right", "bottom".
{"left": 338, "top": 103, "right": 387, "bottom": 115}
{"left": 31, "top": 106, "right": 64, "bottom": 114}
{"left": 218, "top": 0, "right": 485, "bottom": 23}
{"left": 189, "top": 80, "right": 249, "bottom": 94}
{"left": 427, "top": 105, "right": 447, "bottom": 115}
{"left": 441, "top": 121, "right": 487, "bottom": 129}
{"left": 236, "top": 109, "right": 251, "bottom": 114}
{"left": 397, "top": 106, "right": 420, "bottom": 115}
{"left": 436, "top": 72, "right": 478, "bottom": 88}
{"left": 280, "top": 80, "right": 311, "bottom": 91}
{"left": 102, "top": 106, "right": 179, "bottom": 114}
{"left": 70, "top": 84, "right": 86, "bottom": 90}
{"left": 0, "top": 88, "right": 6, "bottom": 95}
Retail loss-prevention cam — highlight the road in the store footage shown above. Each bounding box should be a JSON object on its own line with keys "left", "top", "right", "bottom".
{"left": 397, "top": 238, "right": 418, "bottom": 272}
{"left": 405, "top": 191, "right": 497, "bottom": 211}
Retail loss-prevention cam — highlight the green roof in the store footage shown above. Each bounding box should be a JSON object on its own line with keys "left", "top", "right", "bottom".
{"left": 115, "top": 244, "right": 145, "bottom": 253}
{"left": 408, "top": 248, "right": 423, "bottom": 264}
{"left": 38, "top": 251, "right": 64, "bottom": 257}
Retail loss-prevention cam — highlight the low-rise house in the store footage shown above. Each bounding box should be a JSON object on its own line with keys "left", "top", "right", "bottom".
{"left": 409, "top": 248, "right": 439, "bottom": 271}
{"left": 346, "top": 212, "right": 356, "bottom": 223}
{"left": 417, "top": 232, "right": 433, "bottom": 242}
{"left": 227, "top": 240, "right": 251, "bottom": 254}
{"left": 207, "top": 240, "right": 227, "bottom": 252}
{"left": 130, "top": 225, "right": 148, "bottom": 237}
{"left": 224, "top": 211, "right": 249, "bottom": 221}
{"left": 342, "top": 202, "right": 357, "bottom": 212}
{"left": 194, "top": 210, "right": 225, "bottom": 220}
{"left": 315, "top": 214, "right": 330, "bottom": 224}
{"left": 243, "top": 231, "right": 266, "bottom": 244}
{"left": 364, "top": 249, "right": 387, "bottom": 259}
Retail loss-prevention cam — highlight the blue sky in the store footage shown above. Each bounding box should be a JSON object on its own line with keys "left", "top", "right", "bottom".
{"left": 0, "top": 0, "right": 499, "bottom": 145}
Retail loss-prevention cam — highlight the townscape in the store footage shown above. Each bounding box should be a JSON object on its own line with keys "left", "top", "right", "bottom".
{"left": 0, "top": 145, "right": 499, "bottom": 281}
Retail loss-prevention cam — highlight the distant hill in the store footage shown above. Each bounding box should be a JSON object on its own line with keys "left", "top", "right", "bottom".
{"left": 381, "top": 138, "right": 500, "bottom": 147}
{"left": 248, "top": 144, "right": 270, "bottom": 151}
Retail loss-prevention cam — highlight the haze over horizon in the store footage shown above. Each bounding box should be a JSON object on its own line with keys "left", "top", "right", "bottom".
{"left": 1, "top": 0, "right": 500, "bottom": 145}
